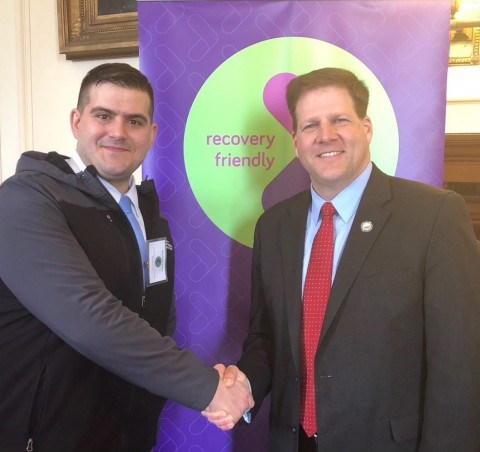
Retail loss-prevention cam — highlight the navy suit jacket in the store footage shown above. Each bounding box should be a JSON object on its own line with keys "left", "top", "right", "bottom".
{"left": 238, "top": 165, "right": 480, "bottom": 452}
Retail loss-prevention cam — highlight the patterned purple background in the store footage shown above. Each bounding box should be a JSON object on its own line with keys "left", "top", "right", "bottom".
{"left": 138, "top": 2, "right": 450, "bottom": 451}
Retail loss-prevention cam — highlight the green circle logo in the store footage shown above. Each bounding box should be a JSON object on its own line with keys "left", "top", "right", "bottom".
{"left": 185, "top": 37, "right": 398, "bottom": 247}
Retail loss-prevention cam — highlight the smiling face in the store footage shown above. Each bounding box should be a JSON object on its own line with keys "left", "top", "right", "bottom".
{"left": 70, "top": 82, "right": 158, "bottom": 194}
{"left": 292, "top": 86, "right": 373, "bottom": 200}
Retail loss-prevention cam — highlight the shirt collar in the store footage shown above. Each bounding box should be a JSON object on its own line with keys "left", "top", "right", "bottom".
{"left": 310, "top": 162, "right": 372, "bottom": 225}
{"left": 67, "top": 149, "right": 86, "bottom": 174}
{"left": 66, "top": 150, "right": 138, "bottom": 210}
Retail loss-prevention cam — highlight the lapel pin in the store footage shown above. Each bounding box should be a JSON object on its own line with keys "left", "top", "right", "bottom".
{"left": 360, "top": 221, "right": 373, "bottom": 232}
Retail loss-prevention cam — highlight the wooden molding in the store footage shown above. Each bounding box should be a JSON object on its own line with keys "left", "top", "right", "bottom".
{"left": 445, "top": 133, "right": 480, "bottom": 238}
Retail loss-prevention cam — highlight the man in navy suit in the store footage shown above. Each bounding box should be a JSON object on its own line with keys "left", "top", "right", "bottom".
{"left": 204, "top": 67, "right": 480, "bottom": 451}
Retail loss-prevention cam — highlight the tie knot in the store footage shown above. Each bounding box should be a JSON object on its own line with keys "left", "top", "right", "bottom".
{"left": 119, "top": 195, "right": 133, "bottom": 214}
{"left": 321, "top": 202, "right": 335, "bottom": 219}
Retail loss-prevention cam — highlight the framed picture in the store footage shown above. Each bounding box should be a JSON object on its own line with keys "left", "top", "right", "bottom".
{"left": 449, "top": 0, "right": 480, "bottom": 65}
{"left": 57, "top": 0, "right": 139, "bottom": 60}
{"left": 449, "top": 25, "right": 480, "bottom": 65}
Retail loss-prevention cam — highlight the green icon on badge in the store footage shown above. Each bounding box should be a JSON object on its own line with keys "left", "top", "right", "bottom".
{"left": 155, "top": 257, "right": 162, "bottom": 268}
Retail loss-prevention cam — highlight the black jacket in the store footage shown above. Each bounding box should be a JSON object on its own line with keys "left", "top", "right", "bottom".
{"left": 0, "top": 151, "right": 218, "bottom": 452}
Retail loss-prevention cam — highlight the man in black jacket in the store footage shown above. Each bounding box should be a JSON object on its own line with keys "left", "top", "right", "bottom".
{"left": 0, "top": 63, "right": 253, "bottom": 452}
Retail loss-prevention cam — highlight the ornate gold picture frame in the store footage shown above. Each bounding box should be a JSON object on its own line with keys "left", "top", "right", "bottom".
{"left": 57, "top": 0, "right": 139, "bottom": 60}
{"left": 449, "top": 0, "right": 480, "bottom": 65}
{"left": 449, "top": 25, "right": 480, "bottom": 65}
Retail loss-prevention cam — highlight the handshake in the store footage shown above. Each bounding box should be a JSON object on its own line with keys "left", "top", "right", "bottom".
{"left": 202, "top": 364, "right": 254, "bottom": 431}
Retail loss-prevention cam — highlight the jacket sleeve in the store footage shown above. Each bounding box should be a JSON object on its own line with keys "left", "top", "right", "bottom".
{"left": 237, "top": 217, "right": 275, "bottom": 418}
{"left": 420, "top": 192, "right": 480, "bottom": 451}
{"left": 0, "top": 175, "right": 218, "bottom": 411}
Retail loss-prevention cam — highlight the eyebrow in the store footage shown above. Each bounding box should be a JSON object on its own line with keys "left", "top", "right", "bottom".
{"left": 90, "top": 106, "right": 149, "bottom": 123}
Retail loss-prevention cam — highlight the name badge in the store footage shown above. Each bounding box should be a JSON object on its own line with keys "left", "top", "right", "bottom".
{"left": 147, "top": 238, "right": 168, "bottom": 285}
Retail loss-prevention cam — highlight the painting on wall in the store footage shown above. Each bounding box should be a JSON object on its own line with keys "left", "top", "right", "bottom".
{"left": 97, "top": 0, "right": 137, "bottom": 15}
{"left": 449, "top": 0, "right": 480, "bottom": 65}
{"left": 449, "top": 26, "right": 480, "bottom": 64}
{"left": 57, "top": 0, "right": 138, "bottom": 60}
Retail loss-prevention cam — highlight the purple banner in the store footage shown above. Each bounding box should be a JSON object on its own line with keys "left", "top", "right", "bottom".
{"left": 138, "top": 1, "right": 450, "bottom": 450}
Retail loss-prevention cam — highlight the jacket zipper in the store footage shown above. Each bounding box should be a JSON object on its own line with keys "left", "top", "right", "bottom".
{"left": 26, "top": 438, "right": 34, "bottom": 451}
{"left": 115, "top": 204, "right": 147, "bottom": 308}
{"left": 26, "top": 365, "right": 48, "bottom": 452}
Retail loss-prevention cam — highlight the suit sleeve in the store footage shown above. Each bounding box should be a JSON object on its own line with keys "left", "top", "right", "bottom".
{"left": 420, "top": 192, "right": 480, "bottom": 451}
{"left": 0, "top": 176, "right": 218, "bottom": 411}
{"left": 237, "top": 218, "right": 275, "bottom": 418}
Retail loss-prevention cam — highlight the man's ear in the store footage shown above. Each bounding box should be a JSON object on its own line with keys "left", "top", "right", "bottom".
{"left": 363, "top": 115, "right": 373, "bottom": 144}
{"left": 149, "top": 123, "right": 158, "bottom": 148}
{"left": 70, "top": 109, "right": 81, "bottom": 139}
{"left": 292, "top": 131, "right": 299, "bottom": 158}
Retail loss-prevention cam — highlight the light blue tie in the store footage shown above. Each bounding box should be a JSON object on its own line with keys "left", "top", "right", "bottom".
{"left": 119, "top": 195, "right": 148, "bottom": 285}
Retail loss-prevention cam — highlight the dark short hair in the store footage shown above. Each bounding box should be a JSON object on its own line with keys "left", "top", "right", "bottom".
{"left": 77, "top": 63, "right": 155, "bottom": 120}
{"left": 286, "top": 67, "right": 369, "bottom": 131}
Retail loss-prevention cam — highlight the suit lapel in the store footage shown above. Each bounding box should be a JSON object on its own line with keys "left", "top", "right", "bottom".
{"left": 320, "top": 166, "right": 392, "bottom": 342}
{"left": 280, "top": 191, "right": 310, "bottom": 372}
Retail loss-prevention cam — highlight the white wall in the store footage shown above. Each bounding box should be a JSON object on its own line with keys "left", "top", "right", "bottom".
{"left": 1, "top": 0, "right": 479, "bottom": 182}
{"left": 0, "top": 0, "right": 138, "bottom": 183}
{"left": 446, "top": 65, "right": 480, "bottom": 132}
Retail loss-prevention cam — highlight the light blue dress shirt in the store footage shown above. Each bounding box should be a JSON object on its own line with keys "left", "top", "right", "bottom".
{"left": 67, "top": 150, "right": 147, "bottom": 240}
{"left": 301, "top": 163, "right": 373, "bottom": 293}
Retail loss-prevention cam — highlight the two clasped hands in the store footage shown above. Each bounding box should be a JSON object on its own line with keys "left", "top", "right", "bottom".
{"left": 202, "top": 364, "right": 253, "bottom": 430}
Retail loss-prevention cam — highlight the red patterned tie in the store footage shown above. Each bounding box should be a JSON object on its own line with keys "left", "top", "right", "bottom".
{"left": 301, "top": 201, "right": 336, "bottom": 437}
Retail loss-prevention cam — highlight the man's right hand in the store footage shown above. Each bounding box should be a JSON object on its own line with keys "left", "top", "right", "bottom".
{"left": 202, "top": 364, "right": 253, "bottom": 430}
